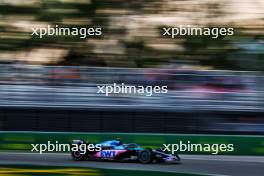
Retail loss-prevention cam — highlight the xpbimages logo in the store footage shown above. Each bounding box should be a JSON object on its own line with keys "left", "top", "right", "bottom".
{"left": 162, "top": 141, "right": 234, "bottom": 154}
{"left": 162, "top": 25, "right": 234, "bottom": 39}
{"left": 31, "top": 25, "right": 102, "bottom": 38}
{"left": 97, "top": 83, "right": 168, "bottom": 96}
{"left": 31, "top": 141, "right": 102, "bottom": 154}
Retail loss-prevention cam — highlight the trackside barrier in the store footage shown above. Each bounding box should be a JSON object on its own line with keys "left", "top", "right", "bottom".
{"left": 0, "top": 132, "right": 263, "bottom": 155}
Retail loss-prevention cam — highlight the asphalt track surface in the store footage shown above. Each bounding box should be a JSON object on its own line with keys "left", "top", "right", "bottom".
{"left": 0, "top": 152, "right": 264, "bottom": 176}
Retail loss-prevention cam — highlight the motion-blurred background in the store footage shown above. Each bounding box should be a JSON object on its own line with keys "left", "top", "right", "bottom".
{"left": 0, "top": 0, "right": 264, "bottom": 134}
{"left": 0, "top": 1, "right": 264, "bottom": 176}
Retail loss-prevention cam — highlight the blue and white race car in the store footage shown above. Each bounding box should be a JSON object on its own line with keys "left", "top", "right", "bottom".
{"left": 71, "top": 139, "right": 181, "bottom": 164}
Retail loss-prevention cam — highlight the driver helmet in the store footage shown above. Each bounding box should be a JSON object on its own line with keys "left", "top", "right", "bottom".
{"left": 116, "top": 138, "right": 123, "bottom": 145}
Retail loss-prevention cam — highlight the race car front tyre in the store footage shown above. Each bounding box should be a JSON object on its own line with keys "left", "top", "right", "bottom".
{"left": 138, "top": 149, "right": 153, "bottom": 164}
{"left": 174, "top": 153, "right": 181, "bottom": 161}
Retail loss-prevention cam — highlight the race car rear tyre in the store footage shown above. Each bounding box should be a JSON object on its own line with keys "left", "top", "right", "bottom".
{"left": 71, "top": 150, "right": 88, "bottom": 161}
{"left": 138, "top": 149, "right": 153, "bottom": 164}
{"left": 71, "top": 140, "right": 88, "bottom": 161}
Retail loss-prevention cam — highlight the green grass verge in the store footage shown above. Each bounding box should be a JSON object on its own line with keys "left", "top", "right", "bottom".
{"left": 0, "top": 165, "right": 207, "bottom": 176}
